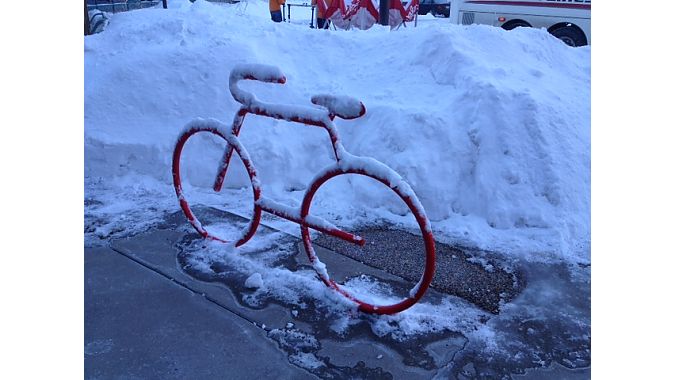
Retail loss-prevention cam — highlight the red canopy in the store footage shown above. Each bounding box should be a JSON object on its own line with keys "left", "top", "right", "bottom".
{"left": 344, "top": 0, "right": 380, "bottom": 29}
{"left": 394, "top": 0, "right": 419, "bottom": 22}
{"left": 318, "top": 0, "right": 419, "bottom": 30}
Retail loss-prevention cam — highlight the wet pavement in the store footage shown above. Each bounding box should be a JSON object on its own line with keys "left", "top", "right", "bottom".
{"left": 85, "top": 246, "right": 313, "bottom": 379}
{"left": 85, "top": 207, "right": 590, "bottom": 379}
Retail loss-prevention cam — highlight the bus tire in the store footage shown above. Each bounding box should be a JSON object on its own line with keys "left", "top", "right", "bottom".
{"left": 550, "top": 24, "right": 587, "bottom": 47}
{"left": 501, "top": 20, "right": 530, "bottom": 30}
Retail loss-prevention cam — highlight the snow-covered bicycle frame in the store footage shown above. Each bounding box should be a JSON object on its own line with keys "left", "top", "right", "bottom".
{"left": 172, "top": 64, "right": 435, "bottom": 315}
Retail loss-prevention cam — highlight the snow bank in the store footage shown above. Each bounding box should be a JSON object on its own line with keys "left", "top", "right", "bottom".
{"left": 85, "top": 0, "right": 590, "bottom": 263}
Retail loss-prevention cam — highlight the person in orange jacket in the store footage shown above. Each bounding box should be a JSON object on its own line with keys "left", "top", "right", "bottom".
{"left": 269, "top": 0, "right": 286, "bottom": 22}
{"left": 311, "top": 0, "right": 333, "bottom": 29}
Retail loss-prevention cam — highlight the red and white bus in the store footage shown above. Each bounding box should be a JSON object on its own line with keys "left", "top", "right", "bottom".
{"left": 449, "top": 0, "right": 591, "bottom": 47}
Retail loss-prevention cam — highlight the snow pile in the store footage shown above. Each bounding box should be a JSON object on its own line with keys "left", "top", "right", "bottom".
{"left": 85, "top": 0, "right": 590, "bottom": 263}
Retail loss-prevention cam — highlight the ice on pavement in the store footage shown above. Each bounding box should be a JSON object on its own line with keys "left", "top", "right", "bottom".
{"left": 177, "top": 226, "right": 589, "bottom": 376}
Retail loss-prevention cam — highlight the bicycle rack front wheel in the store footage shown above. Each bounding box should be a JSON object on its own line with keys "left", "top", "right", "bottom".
{"left": 172, "top": 122, "right": 262, "bottom": 246}
{"left": 300, "top": 166, "right": 436, "bottom": 315}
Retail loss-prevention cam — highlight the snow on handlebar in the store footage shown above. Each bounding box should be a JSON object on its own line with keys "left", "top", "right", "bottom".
{"left": 229, "top": 63, "right": 286, "bottom": 85}
{"left": 229, "top": 64, "right": 365, "bottom": 121}
{"left": 229, "top": 64, "right": 286, "bottom": 107}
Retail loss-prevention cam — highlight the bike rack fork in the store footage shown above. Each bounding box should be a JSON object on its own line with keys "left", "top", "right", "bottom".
{"left": 209, "top": 64, "right": 369, "bottom": 248}
{"left": 212, "top": 108, "right": 247, "bottom": 192}
{"left": 210, "top": 109, "right": 338, "bottom": 187}
{"left": 208, "top": 107, "right": 364, "bottom": 246}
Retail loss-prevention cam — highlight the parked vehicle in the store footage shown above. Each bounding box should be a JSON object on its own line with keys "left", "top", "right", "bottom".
{"left": 418, "top": 0, "right": 451, "bottom": 18}
{"left": 449, "top": 0, "right": 591, "bottom": 47}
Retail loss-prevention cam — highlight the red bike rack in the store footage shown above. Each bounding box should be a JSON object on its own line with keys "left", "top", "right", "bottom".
{"left": 172, "top": 64, "right": 435, "bottom": 315}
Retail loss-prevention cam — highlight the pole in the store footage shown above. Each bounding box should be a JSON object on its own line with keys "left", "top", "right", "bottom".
{"left": 84, "top": 0, "right": 91, "bottom": 35}
{"left": 310, "top": 6, "right": 315, "bottom": 28}
{"left": 379, "top": 0, "right": 389, "bottom": 26}
{"left": 163, "top": 0, "right": 168, "bottom": 9}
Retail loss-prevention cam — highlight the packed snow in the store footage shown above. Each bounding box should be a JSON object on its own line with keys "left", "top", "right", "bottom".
{"left": 244, "top": 272, "right": 264, "bottom": 288}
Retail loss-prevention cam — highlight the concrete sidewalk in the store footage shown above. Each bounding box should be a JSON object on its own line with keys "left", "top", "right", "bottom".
{"left": 85, "top": 246, "right": 314, "bottom": 379}
{"left": 85, "top": 208, "right": 590, "bottom": 379}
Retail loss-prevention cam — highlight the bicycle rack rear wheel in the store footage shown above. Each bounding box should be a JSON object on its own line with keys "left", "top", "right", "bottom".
{"left": 300, "top": 167, "right": 436, "bottom": 315}
{"left": 172, "top": 125, "right": 261, "bottom": 247}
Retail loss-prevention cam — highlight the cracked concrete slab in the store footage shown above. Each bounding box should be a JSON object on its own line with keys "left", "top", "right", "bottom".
{"left": 84, "top": 247, "right": 314, "bottom": 379}
{"left": 110, "top": 228, "right": 294, "bottom": 331}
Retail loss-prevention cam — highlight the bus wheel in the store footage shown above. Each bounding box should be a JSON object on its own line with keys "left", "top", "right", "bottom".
{"left": 502, "top": 20, "right": 530, "bottom": 30}
{"left": 550, "top": 25, "right": 587, "bottom": 47}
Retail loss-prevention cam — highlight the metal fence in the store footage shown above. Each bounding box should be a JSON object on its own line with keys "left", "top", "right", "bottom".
{"left": 87, "top": 0, "right": 238, "bottom": 13}
{"left": 85, "top": 0, "right": 241, "bottom": 34}
{"left": 86, "top": 0, "right": 162, "bottom": 13}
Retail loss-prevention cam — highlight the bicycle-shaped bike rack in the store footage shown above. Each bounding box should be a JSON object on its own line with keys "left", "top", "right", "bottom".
{"left": 172, "top": 64, "right": 435, "bottom": 315}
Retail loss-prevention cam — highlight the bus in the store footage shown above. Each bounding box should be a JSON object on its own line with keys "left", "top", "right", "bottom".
{"left": 419, "top": 0, "right": 451, "bottom": 18}
{"left": 449, "top": 0, "right": 591, "bottom": 47}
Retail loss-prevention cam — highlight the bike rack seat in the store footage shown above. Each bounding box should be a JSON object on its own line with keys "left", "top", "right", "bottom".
{"left": 311, "top": 94, "right": 366, "bottom": 120}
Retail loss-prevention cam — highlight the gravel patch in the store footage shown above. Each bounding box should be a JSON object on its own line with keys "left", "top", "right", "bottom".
{"left": 315, "top": 227, "right": 523, "bottom": 314}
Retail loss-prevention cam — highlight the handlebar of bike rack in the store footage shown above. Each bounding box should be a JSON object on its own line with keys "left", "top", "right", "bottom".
{"left": 229, "top": 64, "right": 286, "bottom": 105}
{"left": 228, "top": 64, "right": 365, "bottom": 123}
